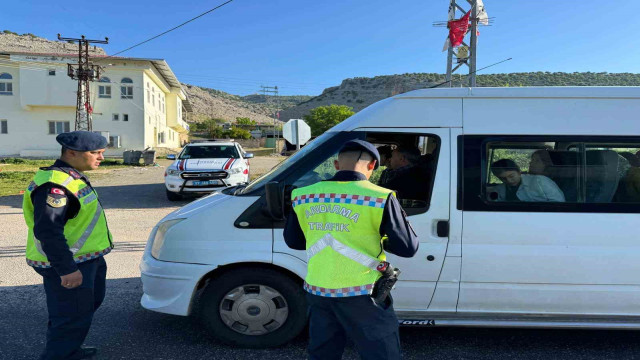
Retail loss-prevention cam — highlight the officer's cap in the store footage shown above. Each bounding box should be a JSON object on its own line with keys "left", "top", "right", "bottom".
{"left": 56, "top": 131, "right": 108, "bottom": 152}
{"left": 339, "top": 140, "right": 381, "bottom": 170}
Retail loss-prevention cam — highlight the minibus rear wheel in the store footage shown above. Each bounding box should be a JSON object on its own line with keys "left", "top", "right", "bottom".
{"left": 198, "top": 268, "right": 307, "bottom": 348}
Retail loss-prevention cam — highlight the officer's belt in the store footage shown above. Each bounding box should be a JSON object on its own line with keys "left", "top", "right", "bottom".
{"left": 307, "top": 233, "right": 380, "bottom": 271}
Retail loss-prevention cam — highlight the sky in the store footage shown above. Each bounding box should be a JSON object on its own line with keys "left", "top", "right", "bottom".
{"left": 3, "top": 0, "right": 639, "bottom": 96}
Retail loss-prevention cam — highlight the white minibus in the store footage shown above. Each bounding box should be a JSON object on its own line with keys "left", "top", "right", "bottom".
{"left": 141, "top": 87, "right": 640, "bottom": 347}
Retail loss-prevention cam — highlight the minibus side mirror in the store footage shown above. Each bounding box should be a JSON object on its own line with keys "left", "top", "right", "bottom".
{"left": 166, "top": 154, "right": 176, "bottom": 160}
{"left": 265, "top": 181, "right": 284, "bottom": 220}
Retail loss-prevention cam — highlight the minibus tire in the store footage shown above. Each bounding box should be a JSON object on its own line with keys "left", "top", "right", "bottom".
{"left": 166, "top": 190, "right": 183, "bottom": 201}
{"left": 199, "top": 268, "right": 307, "bottom": 348}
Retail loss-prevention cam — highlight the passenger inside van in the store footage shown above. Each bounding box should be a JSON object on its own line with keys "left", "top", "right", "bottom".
{"left": 529, "top": 150, "right": 554, "bottom": 176}
{"left": 489, "top": 159, "right": 565, "bottom": 202}
{"left": 380, "top": 145, "right": 430, "bottom": 200}
{"left": 376, "top": 145, "right": 394, "bottom": 186}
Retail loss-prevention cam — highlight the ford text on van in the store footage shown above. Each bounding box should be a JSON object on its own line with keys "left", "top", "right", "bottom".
{"left": 140, "top": 87, "right": 640, "bottom": 347}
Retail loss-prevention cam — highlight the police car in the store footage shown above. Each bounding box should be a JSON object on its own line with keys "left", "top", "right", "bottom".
{"left": 164, "top": 140, "right": 253, "bottom": 201}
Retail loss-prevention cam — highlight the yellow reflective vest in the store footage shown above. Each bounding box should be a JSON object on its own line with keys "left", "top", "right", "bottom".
{"left": 291, "top": 180, "right": 393, "bottom": 297}
{"left": 23, "top": 169, "right": 113, "bottom": 268}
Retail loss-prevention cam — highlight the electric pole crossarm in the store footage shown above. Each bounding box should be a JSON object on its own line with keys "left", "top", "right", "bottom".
{"left": 58, "top": 34, "right": 109, "bottom": 131}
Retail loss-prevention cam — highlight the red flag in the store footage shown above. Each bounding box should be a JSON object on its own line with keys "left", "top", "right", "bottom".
{"left": 84, "top": 102, "right": 93, "bottom": 114}
{"left": 448, "top": 11, "right": 470, "bottom": 48}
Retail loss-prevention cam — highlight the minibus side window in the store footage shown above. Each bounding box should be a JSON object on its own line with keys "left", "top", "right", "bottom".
{"left": 461, "top": 136, "right": 640, "bottom": 212}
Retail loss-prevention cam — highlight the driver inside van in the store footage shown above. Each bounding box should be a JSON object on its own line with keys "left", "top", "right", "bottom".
{"left": 489, "top": 159, "right": 565, "bottom": 202}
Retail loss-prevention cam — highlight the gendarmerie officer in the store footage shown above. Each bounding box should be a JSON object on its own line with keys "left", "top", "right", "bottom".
{"left": 23, "top": 131, "right": 113, "bottom": 360}
{"left": 284, "top": 140, "right": 418, "bottom": 360}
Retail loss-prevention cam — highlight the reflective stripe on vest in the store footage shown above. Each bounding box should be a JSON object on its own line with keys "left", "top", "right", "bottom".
{"left": 68, "top": 202, "right": 104, "bottom": 253}
{"left": 307, "top": 233, "right": 380, "bottom": 271}
{"left": 292, "top": 193, "right": 387, "bottom": 209}
{"left": 31, "top": 201, "right": 105, "bottom": 258}
{"left": 303, "top": 281, "right": 374, "bottom": 297}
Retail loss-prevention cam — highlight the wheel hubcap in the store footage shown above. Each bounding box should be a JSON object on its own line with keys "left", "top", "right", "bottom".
{"left": 219, "top": 284, "right": 289, "bottom": 336}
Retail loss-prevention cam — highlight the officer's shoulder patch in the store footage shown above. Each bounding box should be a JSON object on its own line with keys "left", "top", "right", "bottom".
{"left": 68, "top": 170, "right": 81, "bottom": 179}
{"left": 46, "top": 195, "right": 67, "bottom": 208}
{"left": 51, "top": 188, "right": 65, "bottom": 195}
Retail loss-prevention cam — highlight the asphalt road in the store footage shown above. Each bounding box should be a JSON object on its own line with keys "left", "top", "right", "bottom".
{"left": 2, "top": 160, "right": 640, "bottom": 359}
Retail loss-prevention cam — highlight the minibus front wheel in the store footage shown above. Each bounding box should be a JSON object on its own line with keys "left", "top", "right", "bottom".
{"left": 198, "top": 267, "right": 307, "bottom": 348}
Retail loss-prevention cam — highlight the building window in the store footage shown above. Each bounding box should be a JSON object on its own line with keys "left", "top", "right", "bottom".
{"left": 123, "top": 114, "right": 129, "bottom": 122}
{"left": 48, "top": 69, "right": 56, "bottom": 76}
{"left": 152, "top": 94, "right": 155, "bottom": 106}
{"left": 120, "top": 78, "right": 133, "bottom": 99}
{"left": 148, "top": 116, "right": 151, "bottom": 124}
{"left": 1, "top": 120, "right": 7, "bottom": 134}
{"left": 99, "top": 77, "right": 111, "bottom": 98}
{"left": 112, "top": 114, "right": 119, "bottom": 121}
{"left": 48, "top": 121, "right": 70, "bottom": 135}
{"left": 0, "top": 73, "right": 13, "bottom": 95}
{"left": 158, "top": 131, "right": 165, "bottom": 144}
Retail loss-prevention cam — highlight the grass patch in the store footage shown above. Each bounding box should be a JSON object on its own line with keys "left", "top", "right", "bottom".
{"left": 246, "top": 148, "right": 277, "bottom": 157}
{"left": 0, "top": 171, "right": 34, "bottom": 197}
{"left": 0, "top": 158, "right": 131, "bottom": 197}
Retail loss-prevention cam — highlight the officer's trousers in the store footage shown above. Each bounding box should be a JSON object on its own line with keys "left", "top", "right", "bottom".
{"left": 34, "top": 256, "right": 107, "bottom": 360}
{"left": 306, "top": 293, "right": 401, "bottom": 360}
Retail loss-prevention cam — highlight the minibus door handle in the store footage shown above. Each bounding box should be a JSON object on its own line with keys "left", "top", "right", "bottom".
{"left": 436, "top": 220, "right": 449, "bottom": 238}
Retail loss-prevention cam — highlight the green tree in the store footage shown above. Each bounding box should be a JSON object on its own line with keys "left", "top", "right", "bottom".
{"left": 235, "top": 117, "right": 256, "bottom": 125}
{"left": 303, "top": 104, "right": 355, "bottom": 136}
{"left": 225, "top": 126, "right": 252, "bottom": 140}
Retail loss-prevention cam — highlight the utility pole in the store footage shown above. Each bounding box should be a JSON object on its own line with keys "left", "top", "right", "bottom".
{"left": 58, "top": 34, "right": 109, "bottom": 131}
{"left": 436, "top": 0, "right": 490, "bottom": 87}
{"left": 260, "top": 85, "right": 279, "bottom": 154}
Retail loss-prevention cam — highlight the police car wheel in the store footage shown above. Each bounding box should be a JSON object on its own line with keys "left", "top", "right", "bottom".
{"left": 166, "top": 190, "right": 183, "bottom": 201}
{"left": 199, "top": 268, "right": 307, "bottom": 348}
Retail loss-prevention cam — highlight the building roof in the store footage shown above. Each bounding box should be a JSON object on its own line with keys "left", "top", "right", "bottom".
{"left": 0, "top": 51, "right": 193, "bottom": 112}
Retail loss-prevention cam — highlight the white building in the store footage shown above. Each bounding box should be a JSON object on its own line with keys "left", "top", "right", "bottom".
{"left": 0, "top": 51, "right": 192, "bottom": 157}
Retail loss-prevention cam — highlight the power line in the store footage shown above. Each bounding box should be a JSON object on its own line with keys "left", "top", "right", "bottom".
{"left": 108, "top": 0, "right": 235, "bottom": 57}
{"left": 430, "top": 57, "right": 512, "bottom": 88}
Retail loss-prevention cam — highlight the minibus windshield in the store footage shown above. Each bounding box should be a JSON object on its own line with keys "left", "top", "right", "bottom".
{"left": 239, "top": 132, "right": 336, "bottom": 194}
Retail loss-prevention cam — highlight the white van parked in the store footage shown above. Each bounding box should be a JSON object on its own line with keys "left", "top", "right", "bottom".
{"left": 141, "top": 87, "right": 640, "bottom": 348}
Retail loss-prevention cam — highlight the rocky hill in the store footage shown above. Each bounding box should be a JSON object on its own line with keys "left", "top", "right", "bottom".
{"left": 183, "top": 85, "right": 312, "bottom": 124}
{"left": 278, "top": 72, "right": 640, "bottom": 122}
{"left": 182, "top": 84, "right": 276, "bottom": 123}
{"left": 0, "top": 31, "right": 106, "bottom": 55}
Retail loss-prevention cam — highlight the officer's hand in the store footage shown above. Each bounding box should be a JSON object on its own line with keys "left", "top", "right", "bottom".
{"left": 60, "top": 270, "right": 83, "bottom": 289}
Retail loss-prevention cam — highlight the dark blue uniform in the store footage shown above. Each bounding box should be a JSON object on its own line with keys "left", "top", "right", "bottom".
{"left": 284, "top": 170, "right": 418, "bottom": 360}
{"left": 29, "top": 131, "right": 109, "bottom": 360}
{"left": 31, "top": 160, "right": 107, "bottom": 360}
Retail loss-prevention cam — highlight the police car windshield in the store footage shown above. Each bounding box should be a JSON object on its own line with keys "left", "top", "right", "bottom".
{"left": 179, "top": 145, "right": 239, "bottom": 159}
